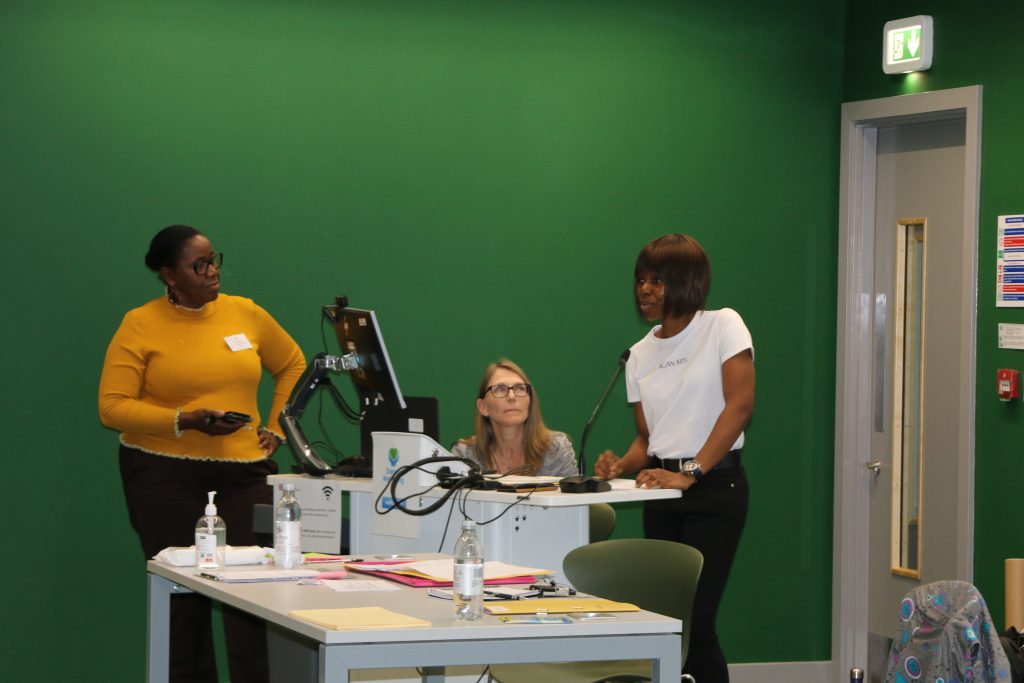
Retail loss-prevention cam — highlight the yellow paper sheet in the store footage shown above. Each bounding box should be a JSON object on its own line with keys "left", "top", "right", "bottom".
{"left": 484, "top": 598, "right": 639, "bottom": 615}
{"left": 288, "top": 606, "right": 431, "bottom": 630}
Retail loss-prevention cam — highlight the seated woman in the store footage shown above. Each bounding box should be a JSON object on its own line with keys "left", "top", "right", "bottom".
{"left": 451, "top": 359, "right": 578, "bottom": 477}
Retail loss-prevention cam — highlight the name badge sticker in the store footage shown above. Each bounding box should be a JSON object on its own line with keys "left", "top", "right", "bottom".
{"left": 224, "top": 333, "right": 253, "bottom": 352}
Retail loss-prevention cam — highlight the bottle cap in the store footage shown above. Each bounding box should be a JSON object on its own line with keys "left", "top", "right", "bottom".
{"left": 461, "top": 518, "right": 476, "bottom": 529}
{"left": 205, "top": 490, "right": 218, "bottom": 516}
{"left": 282, "top": 483, "right": 296, "bottom": 492}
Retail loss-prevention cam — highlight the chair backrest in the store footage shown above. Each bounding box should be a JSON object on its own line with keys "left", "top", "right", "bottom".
{"left": 563, "top": 538, "right": 703, "bottom": 666}
{"left": 885, "top": 579, "right": 1012, "bottom": 683}
{"left": 587, "top": 503, "right": 616, "bottom": 543}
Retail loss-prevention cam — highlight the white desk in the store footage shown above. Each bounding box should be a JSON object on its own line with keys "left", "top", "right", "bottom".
{"left": 147, "top": 558, "right": 682, "bottom": 683}
{"left": 269, "top": 473, "right": 679, "bottom": 583}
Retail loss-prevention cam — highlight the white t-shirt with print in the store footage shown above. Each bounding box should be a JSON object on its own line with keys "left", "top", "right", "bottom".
{"left": 625, "top": 308, "right": 753, "bottom": 460}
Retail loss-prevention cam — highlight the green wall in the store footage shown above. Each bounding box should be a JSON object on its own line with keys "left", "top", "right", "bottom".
{"left": 843, "top": 0, "right": 1024, "bottom": 630}
{"left": 1, "top": 1, "right": 842, "bottom": 678}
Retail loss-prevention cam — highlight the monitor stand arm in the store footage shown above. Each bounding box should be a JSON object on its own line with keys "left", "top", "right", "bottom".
{"left": 280, "top": 352, "right": 359, "bottom": 476}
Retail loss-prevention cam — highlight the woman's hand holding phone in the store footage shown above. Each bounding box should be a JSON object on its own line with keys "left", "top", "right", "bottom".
{"left": 181, "top": 409, "right": 253, "bottom": 435}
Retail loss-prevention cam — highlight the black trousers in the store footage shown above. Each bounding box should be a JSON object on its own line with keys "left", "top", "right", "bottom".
{"left": 120, "top": 445, "right": 277, "bottom": 683}
{"left": 643, "top": 466, "right": 749, "bottom": 683}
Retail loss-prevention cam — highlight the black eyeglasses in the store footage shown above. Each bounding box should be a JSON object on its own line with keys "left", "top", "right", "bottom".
{"left": 485, "top": 383, "right": 532, "bottom": 398}
{"left": 191, "top": 252, "right": 224, "bottom": 276}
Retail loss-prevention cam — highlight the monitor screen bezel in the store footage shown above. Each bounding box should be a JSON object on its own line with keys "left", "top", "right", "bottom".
{"left": 332, "top": 306, "right": 407, "bottom": 411}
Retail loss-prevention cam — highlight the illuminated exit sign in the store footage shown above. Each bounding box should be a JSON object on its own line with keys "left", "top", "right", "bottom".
{"left": 883, "top": 15, "right": 933, "bottom": 74}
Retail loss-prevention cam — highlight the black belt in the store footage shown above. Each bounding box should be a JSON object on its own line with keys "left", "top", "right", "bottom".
{"left": 650, "top": 449, "right": 741, "bottom": 473}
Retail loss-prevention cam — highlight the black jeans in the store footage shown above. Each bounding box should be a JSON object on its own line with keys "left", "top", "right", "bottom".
{"left": 643, "top": 466, "right": 749, "bottom": 683}
{"left": 120, "top": 445, "right": 277, "bottom": 683}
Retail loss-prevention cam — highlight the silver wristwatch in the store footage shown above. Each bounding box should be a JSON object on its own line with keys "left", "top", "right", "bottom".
{"left": 682, "top": 460, "right": 703, "bottom": 482}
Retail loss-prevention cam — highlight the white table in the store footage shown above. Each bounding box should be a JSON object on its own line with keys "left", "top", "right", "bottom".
{"left": 269, "top": 473, "right": 679, "bottom": 583}
{"left": 147, "top": 558, "right": 682, "bottom": 683}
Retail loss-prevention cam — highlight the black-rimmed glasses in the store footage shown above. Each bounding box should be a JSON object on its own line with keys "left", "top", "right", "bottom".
{"left": 192, "top": 252, "right": 224, "bottom": 276}
{"left": 485, "top": 383, "right": 532, "bottom": 398}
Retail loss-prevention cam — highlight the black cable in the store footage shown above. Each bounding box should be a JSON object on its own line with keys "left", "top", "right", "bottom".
{"left": 436, "top": 492, "right": 460, "bottom": 552}
{"left": 318, "top": 311, "right": 362, "bottom": 421}
{"left": 372, "top": 457, "right": 484, "bottom": 516}
{"left": 373, "top": 470, "right": 444, "bottom": 514}
{"left": 472, "top": 489, "right": 534, "bottom": 526}
{"left": 314, "top": 391, "right": 346, "bottom": 464}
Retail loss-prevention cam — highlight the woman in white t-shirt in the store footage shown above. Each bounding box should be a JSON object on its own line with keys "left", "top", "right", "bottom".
{"left": 595, "top": 233, "right": 754, "bottom": 683}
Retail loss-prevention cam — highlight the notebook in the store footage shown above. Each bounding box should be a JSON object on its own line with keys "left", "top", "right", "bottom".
{"left": 288, "top": 607, "right": 431, "bottom": 630}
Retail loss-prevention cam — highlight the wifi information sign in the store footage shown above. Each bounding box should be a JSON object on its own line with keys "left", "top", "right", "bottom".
{"left": 269, "top": 475, "right": 343, "bottom": 553}
{"left": 883, "top": 15, "right": 933, "bottom": 74}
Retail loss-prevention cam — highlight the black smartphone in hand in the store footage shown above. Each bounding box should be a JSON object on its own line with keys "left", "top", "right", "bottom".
{"left": 221, "top": 411, "right": 253, "bottom": 424}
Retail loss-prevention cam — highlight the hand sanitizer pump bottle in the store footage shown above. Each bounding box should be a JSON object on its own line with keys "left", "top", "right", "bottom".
{"left": 195, "top": 491, "right": 227, "bottom": 570}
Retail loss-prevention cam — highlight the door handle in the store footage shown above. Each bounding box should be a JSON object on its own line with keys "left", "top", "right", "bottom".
{"left": 866, "top": 461, "right": 881, "bottom": 475}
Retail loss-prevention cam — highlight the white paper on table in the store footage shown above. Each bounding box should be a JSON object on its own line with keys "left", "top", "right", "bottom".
{"left": 608, "top": 478, "right": 642, "bottom": 490}
{"left": 481, "top": 475, "right": 561, "bottom": 485}
{"left": 322, "top": 579, "right": 402, "bottom": 592}
{"left": 401, "top": 559, "right": 551, "bottom": 582}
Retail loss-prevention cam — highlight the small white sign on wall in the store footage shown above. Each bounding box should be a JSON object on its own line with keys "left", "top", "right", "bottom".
{"left": 998, "top": 324, "right": 1024, "bottom": 351}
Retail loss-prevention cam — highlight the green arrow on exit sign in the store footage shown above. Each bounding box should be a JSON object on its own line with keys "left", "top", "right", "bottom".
{"left": 889, "top": 26, "right": 922, "bottom": 63}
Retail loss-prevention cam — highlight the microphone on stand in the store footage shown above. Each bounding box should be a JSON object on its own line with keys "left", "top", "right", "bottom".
{"left": 577, "top": 349, "right": 631, "bottom": 476}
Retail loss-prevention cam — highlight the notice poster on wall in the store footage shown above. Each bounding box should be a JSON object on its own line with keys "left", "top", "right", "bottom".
{"left": 997, "top": 214, "right": 1024, "bottom": 307}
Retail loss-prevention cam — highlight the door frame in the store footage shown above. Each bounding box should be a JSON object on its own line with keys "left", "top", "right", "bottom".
{"left": 831, "top": 85, "right": 982, "bottom": 680}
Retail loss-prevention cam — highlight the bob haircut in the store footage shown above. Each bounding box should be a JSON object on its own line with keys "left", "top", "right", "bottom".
{"left": 634, "top": 233, "right": 711, "bottom": 319}
{"left": 471, "top": 359, "right": 553, "bottom": 475}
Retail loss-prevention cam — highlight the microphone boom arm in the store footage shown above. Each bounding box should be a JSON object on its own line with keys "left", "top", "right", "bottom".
{"left": 577, "top": 350, "right": 630, "bottom": 475}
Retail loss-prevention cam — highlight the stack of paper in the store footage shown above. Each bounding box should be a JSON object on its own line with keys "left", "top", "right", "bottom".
{"left": 202, "top": 568, "right": 319, "bottom": 583}
{"left": 289, "top": 607, "right": 430, "bottom": 630}
{"left": 348, "top": 559, "right": 551, "bottom": 582}
{"left": 484, "top": 598, "right": 639, "bottom": 615}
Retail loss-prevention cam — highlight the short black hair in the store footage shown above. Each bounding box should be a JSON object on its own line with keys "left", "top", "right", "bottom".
{"left": 634, "top": 233, "right": 711, "bottom": 318}
{"left": 145, "top": 225, "right": 200, "bottom": 272}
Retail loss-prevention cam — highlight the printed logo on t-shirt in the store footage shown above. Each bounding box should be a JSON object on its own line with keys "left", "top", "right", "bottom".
{"left": 659, "top": 357, "right": 688, "bottom": 369}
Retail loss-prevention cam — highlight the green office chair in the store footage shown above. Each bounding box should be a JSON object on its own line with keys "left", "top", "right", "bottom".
{"left": 489, "top": 539, "right": 703, "bottom": 683}
{"left": 588, "top": 503, "right": 616, "bottom": 542}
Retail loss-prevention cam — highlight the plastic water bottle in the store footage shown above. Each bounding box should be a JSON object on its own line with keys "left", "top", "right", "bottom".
{"left": 453, "top": 519, "right": 484, "bottom": 620}
{"left": 274, "top": 483, "right": 303, "bottom": 569}
{"left": 195, "top": 491, "right": 226, "bottom": 570}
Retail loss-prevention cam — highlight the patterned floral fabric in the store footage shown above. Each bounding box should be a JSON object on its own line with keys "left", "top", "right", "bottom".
{"left": 886, "top": 580, "right": 1012, "bottom": 683}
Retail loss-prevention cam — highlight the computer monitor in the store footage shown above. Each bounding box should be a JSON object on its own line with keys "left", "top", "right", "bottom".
{"left": 327, "top": 305, "right": 406, "bottom": 410}
{"left": 282, "top": 299, "right": 439, "bottom": 477}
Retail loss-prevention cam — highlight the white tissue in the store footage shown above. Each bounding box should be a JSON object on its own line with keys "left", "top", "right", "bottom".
{"left": 153, "top": 545, "right": 271, "bottom": 567}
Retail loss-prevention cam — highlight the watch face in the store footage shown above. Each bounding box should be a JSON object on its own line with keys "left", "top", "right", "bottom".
{"left": 683, "top": 460, "right": 701, "bottom": 477}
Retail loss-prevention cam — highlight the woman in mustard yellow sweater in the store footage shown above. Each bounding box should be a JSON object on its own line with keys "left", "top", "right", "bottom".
{"left": 99, "top": 224, "right": 306, "bottom": 683}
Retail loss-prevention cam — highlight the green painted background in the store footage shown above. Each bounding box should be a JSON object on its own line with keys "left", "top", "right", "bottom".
{"left": 2, "top": 1, "right": 843, "bottom": 678}
{"left": 844, "top": 0, "right": 1024, "bottom": 639}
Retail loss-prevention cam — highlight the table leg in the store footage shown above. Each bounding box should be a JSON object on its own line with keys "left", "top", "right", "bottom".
{"left": 147, "top": 574, "right": 193, "bottom": 683}
{"left": 421, "top": 665, "right": 444, "bottom": 683}
{"left": 320, "top": 643, "right": 350, "bottom": 683}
